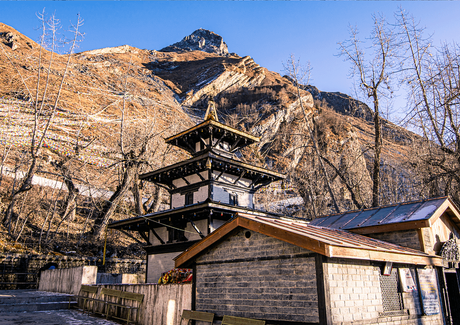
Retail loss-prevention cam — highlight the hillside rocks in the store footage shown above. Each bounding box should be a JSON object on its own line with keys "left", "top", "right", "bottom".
{"left": 302, "top": 85, "right": 373, "bottom": 122}
{"left": 0, "top": 22, "right": 423, "bottom": 221}
{"left": 161, "top": 29, "right": 229, "bottom": 56}
{"left": 0, "top": 32, "right": 20, "bottom": 50}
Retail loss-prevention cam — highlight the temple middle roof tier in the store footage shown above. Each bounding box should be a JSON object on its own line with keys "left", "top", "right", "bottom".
{"left": 165, "top": 119, "right": 260, "bottom": 156}
{"left": 140, "top": 150, "right": 285, "bottom": 190}
{"left": 107, "top": 200, "right": 283, "bottom": 232}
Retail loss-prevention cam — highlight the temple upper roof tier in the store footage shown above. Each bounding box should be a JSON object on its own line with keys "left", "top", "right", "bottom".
{"left": 140, "top": 150, "right": 284, "bottom": 190}
{"left": 165, "top": 119, "right": 259, "bottom": 156}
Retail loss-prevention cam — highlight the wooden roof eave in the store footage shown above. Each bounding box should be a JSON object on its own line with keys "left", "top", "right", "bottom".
{"left": 428, "top": 197, "right": 460, "bottom": 227}
{"left": 175, "top": 216, "right": 441, "bottom": 269}
{"left": 165, "top": 119, "right": 260, "bottom": 144}
{"left": 175, "top": 217, "right": 330, "bottom": 268}
{"left": 208, "top": 152, "right": 285, "bottom": 180}
{"left": 140, "top": 152, "right": 285, "bottom": 182}
{"left": 108, "top": 202, "right": 282, "bottom": 230}
{"left": 328, "top": 246, "right": 443, "bottom": 266}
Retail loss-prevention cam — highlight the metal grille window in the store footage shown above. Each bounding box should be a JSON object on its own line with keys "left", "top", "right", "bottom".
{"left": 379, "top": 268, "right": 405, "bottom": 315}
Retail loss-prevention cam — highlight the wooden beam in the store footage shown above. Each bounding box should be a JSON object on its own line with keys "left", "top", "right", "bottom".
{"left": 117, "top": 229, "right": 145, "bottom": 245}
{"left": 329, "top": 246, "right": 443, "bottom": 266}
{"left": 148, "top": 226, "right": 166, "bottom": 245}
{"left": 213, "top": 130, "right": 226, "bottom": 149}
{"left": 249, "top": 175, "right": 261, "bottom": 189}
{"left": 188, "top": 219, "right": 205, "bottom": 239}
{"left": 198, "top": 135, "right": 209, "bottom": 149}
{"left": 183, "top": 139, "right": 197, "bottom": 154}
{"left": 233, "top": 170, "right": 246, "bottom": 185}
{"left": 209, "top": 126, "right": 214, "bottom": 148}
{"left": 214, "top": 170, "right": 224, "bottom": 181}
{"left": 230, "top": 136, "right": 242, "bottom": 152}
{"left": 138, "top": 231, "right": 150, "bottom": 245}
{"left": 236, "top": 217, "right": 330, "bottom": 256}
{"left": 316, "top": 255, "right": 332, "bottom": 325}
{"left": 197, "top": 172, "right": 205, "bottom": 182}
{"left": 175, "top": 218, "right": 240, "bottom": 268}
{"left": 418, "top": 228, "right": 427, "bottom": 253}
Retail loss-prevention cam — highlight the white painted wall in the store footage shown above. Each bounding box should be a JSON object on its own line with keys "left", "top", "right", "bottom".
{"left": 39, "top": 265, "right": 97, "bottom": 295}
{"left": 195, "top": 185, "right": 208, "bottom": 203}
{"left": 210, "top": 219, "right": 227, "bottom": 232}
{"left": 185, "top": 219, "right": 209, "bottom": 241}
{"left": 149, "top": 227, "right": 168, "bottom": 246}
{"left": 172, "top": 172, "right": 208, "bottom": 188}
{"left": 147, "top": 252, "right": 178, "bottom": 283}
{"left": 172, "top": 185, "right": 208, "bottom": 208}
{"left": 211, "top": 184, "right": 252, "bottom": 208}
{"left": 171, "top": 193, "right": 185, "bottom": 209}
{"left": 212, "top": 171, "right": 251, "bottom": 187}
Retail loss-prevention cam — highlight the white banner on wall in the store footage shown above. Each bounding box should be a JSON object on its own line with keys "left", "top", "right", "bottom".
{"left": 399, "top": 268, "right": 417, "bottom": 292}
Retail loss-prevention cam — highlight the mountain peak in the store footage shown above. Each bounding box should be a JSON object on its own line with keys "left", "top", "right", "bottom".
{"left": 161, "top": 28, "right": 229, "bottom": 56}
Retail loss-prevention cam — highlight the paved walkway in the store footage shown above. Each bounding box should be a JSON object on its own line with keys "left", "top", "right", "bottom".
{"left": 0, "top": 290, "right": 118, "bottom": 324}
{"left": 0, "top": 309, "right": 119, "bottom": 324}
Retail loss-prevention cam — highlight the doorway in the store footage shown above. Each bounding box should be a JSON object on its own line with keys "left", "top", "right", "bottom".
{"left": 445, "top": 271, "right": 460, "bottom": 325}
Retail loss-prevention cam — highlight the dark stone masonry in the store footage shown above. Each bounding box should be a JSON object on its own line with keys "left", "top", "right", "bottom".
{"left": 195, "top": 230, "right": 319, "bottom": 323}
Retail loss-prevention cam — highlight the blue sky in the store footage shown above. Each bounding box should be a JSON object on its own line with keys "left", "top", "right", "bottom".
{"left": 2, "top": 1, "right": 460, "bottom": 119}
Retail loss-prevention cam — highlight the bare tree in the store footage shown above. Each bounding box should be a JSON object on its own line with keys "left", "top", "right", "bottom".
{"left": 338, "top": 13, "right": 397, "bottom": 207}
{"left": 2, "top": 13, "right": 84, "bottom": 231}
{"left": 283, "top": 55, "right": 341, "bottom": 215}
{"left": 91, "top": 54, "right": 172, "bottom": 239}
{"left": 397, "top": 10, "right": 460, "bottom": 203}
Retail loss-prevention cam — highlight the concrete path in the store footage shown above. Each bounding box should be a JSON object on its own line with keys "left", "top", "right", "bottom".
{"left": 0, "top": 309, "right": 119, "bottom": 324}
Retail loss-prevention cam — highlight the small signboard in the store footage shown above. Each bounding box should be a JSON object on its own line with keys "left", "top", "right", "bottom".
{"left": 417, "top": 268, "right": 440, "bottom": 315}
{"left": 399, "top": 268, "right": 417, "bottom": 292}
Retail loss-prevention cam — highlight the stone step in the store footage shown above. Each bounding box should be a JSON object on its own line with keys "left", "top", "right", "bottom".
{"left": 0, "top": 290, "right": 77, "bottom": 313}
{"left": 0, "top": 294, "right": 73, "bottom": 305}
{"left": 0, "top": 301, "right": 77, "bottom": 313}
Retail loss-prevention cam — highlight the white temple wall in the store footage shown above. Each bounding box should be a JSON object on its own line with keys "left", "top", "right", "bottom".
{"left": 212, "top": 185, "right": 252, "bottom": 208}
{"left": 171, "top": 193, "right": 185, "bottom": 209}
{"left": 212, "top": 171, "right": 251, "bottom": 187}
{"left": 146, "top": 252, "right": 177, "bottom": 283}
{"left": 172, "top": 172, "right": 208, "bottom": 188}
{"left": 171, "top": 185, "right": 208, "bottom": 208}
{"left": 185, "top": 219, "right": 209, "bottom": 241}
{"left": 210, "top": 219, "right": 227, "bottom": 232}
{"left": 149, "top": 227, "right": 168, "bottom": 246}
{"left": 195, "top": 185, "right": 208, "bottom": 203}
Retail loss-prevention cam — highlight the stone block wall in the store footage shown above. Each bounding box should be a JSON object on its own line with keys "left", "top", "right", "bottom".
{"left": 326, "top": 259, "right": 443, "bottom": 325}
{"left": 367, "top": 230, "right": 421, "bottom": 251}
{"left": 195, "top": 229, "right": 319, "bottom": 324}
{"left": 327, "top": 259, "right": 384, "bottom": 324}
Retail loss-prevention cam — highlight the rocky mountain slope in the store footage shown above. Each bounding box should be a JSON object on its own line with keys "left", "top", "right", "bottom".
{"left": 0, "top": 24, "right": 425, "bottom": 256}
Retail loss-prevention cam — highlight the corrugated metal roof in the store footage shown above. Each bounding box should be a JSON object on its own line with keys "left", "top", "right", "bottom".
{"left": 309, "top": 197, "right": 459, "bottom": 232}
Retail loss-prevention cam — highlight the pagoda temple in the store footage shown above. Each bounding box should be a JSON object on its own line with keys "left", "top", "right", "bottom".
{"left": 108, "top": 100, "right": 285, "bottom": 282}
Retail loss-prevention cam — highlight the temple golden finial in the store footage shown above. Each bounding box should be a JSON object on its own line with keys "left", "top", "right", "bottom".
{"left": 204, "top": 97, "right": 219, "bottom": 122}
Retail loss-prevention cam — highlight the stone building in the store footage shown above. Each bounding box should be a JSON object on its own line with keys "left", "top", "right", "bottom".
{"left": 108, "top": 102, "right": 284, "bottom": 283}
{"left": 175, "top": 198, "right": 460, "bottom": 325}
